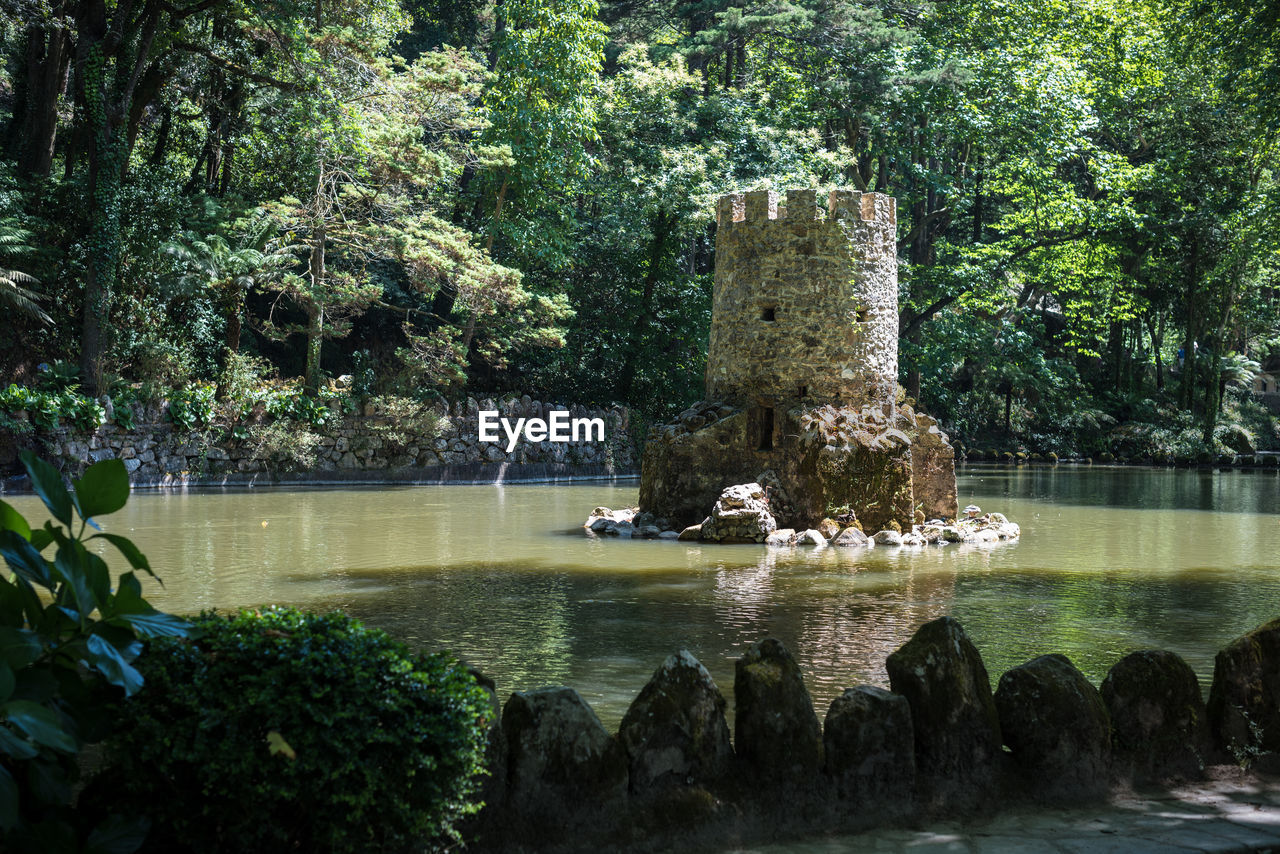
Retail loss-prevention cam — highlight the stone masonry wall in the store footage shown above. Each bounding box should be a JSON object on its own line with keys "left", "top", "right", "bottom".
{"left": 12, "top": 395, "right": 635, "bottom": 486}
{"left": 706, "top": 188, "right": 899, "bottom": 409}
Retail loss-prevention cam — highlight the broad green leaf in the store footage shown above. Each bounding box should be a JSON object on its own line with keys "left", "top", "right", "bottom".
{"left": 30, "top": 527, "right": 52, "bottom": 551}
{"left": 113, "top": 611, "right": 190, "bottom": 638}
{"left": 28, "top": 752, "right": 72, "bottom": 806}
{"left": 0, "top": 764, "right": 16, "bottom": 831}
{"left": 0, "top": 530, "right": 53, "bottom": 589}
{"left": 73, "top": 459, "right": 130, "bottom": 522}
{"left": 90, "top": 533, "right": 154, "bottom": 576}
{"left": 0, "top": 724, "right": 37, "bottom": 761}
{"left": 116, "top": 571, "right": 142, "bottom": 603}
{"left": 84, "top": 635, "right": 144, "bottom": 697}
{"left": 0, "top": 579, "right": 21, "bottom": 626}
{"left": 52, "top": 541, "right": 97, "bottom": 618}
{"left": 1, "top": 700, "right": 76, "bottom": 753}
{"left": 85, "top": 814, "right": 151, "bottom": 854}
{"left": 18, "top": 450, "right": 71, "bottom": 527}
{"left": 0, "top": 628, "right": 41, "bottom": 669}
{"left": 0, "top": 501, "right": 30, "bottom": 540}
{"left": 0, "top": 664, "right": 12, "bottom": 702}
{"left": 105, "top": 574, "right": 188, "bottom": 637}
{"left": 85, "top": 551, "right": 111, "bottom": 612}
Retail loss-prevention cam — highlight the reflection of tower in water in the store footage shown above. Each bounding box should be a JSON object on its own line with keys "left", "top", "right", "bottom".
{"left": 792, "top": 563, "right": 960, "bottom": 707}
{"left": 709, "top": 548, "right": 962, "bottom": 716}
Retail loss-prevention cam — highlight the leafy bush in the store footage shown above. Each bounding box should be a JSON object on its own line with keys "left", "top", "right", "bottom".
{"left": 233, "top": 382, "right": 337, "bottom": 428}
{"left": 349, "top": 348, "right": 378, "bottom": 402}
{"left": 0, "top": 384, "right": 106, "bottom": 431}
{"left": 0, "top": 452, "right": 187, "bottom": 851}
{"left": 34, "top": 360, "right": 81, "bottom": 391}
{"left": 236, "top": 419, "right": 321, "bottom": 471}
{"left": 165, "top": 384, "right": 215, "bottom": 430}
{"left": 90, "top": 608, "right": 491, "bottom": 854}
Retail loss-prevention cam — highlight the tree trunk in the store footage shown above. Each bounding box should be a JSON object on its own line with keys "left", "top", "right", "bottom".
{"left": 215, "top": 298, "right": 243, "bottom": 402}
{"left": 7, "top": 13, "right": 72, "bottom": 179}
{"left": 305, "top": 206, "right": 327, "bottom": 395}
{"left": 304, "top": 301, "right": 324, "bottom": 396}
{"left": 75, "top": 0, "right": 163, "bottom": 396}
{"left": 905, "top": 330, "right": 921, "bottom": 402}
{"left": 617, "top": 208, "right": 674, "bottom": 400}
{"left": 484, "top": 172, "right": 510, "bottom": 257}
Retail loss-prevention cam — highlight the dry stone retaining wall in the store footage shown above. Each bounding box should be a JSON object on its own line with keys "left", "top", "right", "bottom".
{"left": 11, "top": 395, "right": 635, "bottom": 487}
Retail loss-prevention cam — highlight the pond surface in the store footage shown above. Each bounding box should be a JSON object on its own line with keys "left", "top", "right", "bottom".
{"left": 8, "top": 465, "right": 1280, "bottom": 728}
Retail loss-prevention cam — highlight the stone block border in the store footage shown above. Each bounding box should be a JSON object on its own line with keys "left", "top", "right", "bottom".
{"left": 466, "top": 615, "right": 1280, "bottom": 853}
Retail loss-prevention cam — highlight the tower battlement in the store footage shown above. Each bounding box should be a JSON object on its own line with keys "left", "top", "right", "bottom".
{"left": 706, "top": 187, "right": 899, "bottom": 409}
{"left": 715, "top": 188, "right": 897, "bottom": 228}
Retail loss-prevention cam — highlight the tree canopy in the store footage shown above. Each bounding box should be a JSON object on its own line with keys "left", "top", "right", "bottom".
{"left": 1, "top": 0, "right": 1278, "bottom": 456}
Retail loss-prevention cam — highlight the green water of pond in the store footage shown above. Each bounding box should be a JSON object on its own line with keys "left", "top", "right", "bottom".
{"left": 7, "top": 465, "right": 1280, "bottom": 728}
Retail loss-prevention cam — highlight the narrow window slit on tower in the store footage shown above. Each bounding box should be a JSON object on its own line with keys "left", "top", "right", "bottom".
{"left": 761, "top": 306, "right": 777, "bottom": 322}
{"left": 757, "top": 407, "right": 774, "bottom": 450}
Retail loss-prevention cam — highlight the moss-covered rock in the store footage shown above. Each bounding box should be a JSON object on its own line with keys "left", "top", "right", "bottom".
{"left": 619, "top": 650, "right": 734, "bottom": 792}
{"left": 1208, "top": 617, "right": 1280, "bottom": 761}
{"left": 502, "top": 687, "right": 628, "bottom": 822}
{"left": 885, "top": 616, "right": 1000, "bottom": 810}
{"left": 995, "top": 654, "right": 1110, "bottom": 801}
{"left": 734, "top": 638, "right": 823, "bottom": 781}
{"left": 1101, "top": 650, "right": 1209, "bottom": 782}
{"left": 823, "top": 685, "right": 914, "bottom": 806}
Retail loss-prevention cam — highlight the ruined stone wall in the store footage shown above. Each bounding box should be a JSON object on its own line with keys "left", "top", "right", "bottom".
{"left": 705, "top": 188, "right": 899, "bottom": 409}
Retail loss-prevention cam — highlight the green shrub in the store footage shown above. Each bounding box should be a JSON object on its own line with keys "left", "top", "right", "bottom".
{"left": 0, "top": 384, "right": 106, "bottom": 431}
{"left": 165, "top": 385, "right": 215, "bottom": 430}
{"left": 91, "top": 608, "right": 491, "bottom": 854}
{"left": 0, "top": 452, "right": 187, "bottom": 851}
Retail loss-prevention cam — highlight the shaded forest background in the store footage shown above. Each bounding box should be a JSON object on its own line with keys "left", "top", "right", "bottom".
{"left": 1, "top": 0, "right": 1279, "bottom": 457}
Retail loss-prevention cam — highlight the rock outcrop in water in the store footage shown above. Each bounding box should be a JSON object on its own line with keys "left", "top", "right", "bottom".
{"left": 1209, "top": 617, "right": 1280, "bottom": 760}
{"left": 823, "top": 685, "right": 915, "bottom": 806}
{"left": 734, "top": 638, "right": 824, "bottom": 782}
{"left": 584, "top": 494, "right": 1022, "bottom": 546}
{"left": 885, "top": 616, "right": 1002, "bottom": 810}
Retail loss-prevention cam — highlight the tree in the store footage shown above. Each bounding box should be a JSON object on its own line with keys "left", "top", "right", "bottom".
{"left": 162, "top": 215, "right": 299, "bottom": 399}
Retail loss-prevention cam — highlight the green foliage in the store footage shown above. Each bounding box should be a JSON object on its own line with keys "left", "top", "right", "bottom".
{"left": 90, "top": 608, "right": 490, "bottom": 853}
{"left": 164, "top": 386, "right": 215, "bottom": 431}
{"left": 0, "top": 452, "right": 187, "bottom": 851}
{"left": 0, "top": 385, "right": 106, "bottom": 432}
{"left": 4, "top": 0, "right": 1280, "bottom": 444}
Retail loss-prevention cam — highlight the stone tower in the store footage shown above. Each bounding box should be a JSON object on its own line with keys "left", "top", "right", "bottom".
{"left": 638, "top": 188, "right": 958, "bottom": 535}
{"left": 706, "top": 188, "right": 899, "bottom": 410}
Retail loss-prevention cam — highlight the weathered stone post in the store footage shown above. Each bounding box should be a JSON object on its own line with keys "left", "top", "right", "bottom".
{"left": 885, "top": 616, "right": 1001, "bottom": 811}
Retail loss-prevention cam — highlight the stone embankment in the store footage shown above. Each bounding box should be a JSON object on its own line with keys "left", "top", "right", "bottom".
{"left": 467, "top": 616, "right": 1280, "bottom": 853}
{"left": 5, "top": 395, "right": 635, "bottom": 487}
{"left": 584, "top": 482, "right": 1019, "bottom": 546}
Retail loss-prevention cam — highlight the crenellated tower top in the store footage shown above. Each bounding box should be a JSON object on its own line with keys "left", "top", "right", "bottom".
{"left": 705, "top": 188, "right": 900, "bottom": 409}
